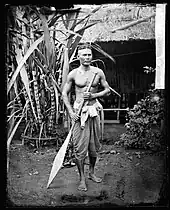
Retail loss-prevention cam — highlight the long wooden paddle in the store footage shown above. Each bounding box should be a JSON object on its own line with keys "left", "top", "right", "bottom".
{"left": 46, "top": 72, "right": 97, "bottom": 188}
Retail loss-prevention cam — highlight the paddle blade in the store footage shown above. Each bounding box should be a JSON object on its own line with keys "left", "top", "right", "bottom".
{"left": 46, "top": 130, "right": 72, "bottom": 188}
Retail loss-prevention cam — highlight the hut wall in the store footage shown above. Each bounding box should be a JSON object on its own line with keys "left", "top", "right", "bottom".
{"left": 93, "top": 39, "right": 155, "bottom": 111}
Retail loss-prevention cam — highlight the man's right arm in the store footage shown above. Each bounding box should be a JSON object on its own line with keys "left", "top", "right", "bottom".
{"left": 62, "top": 73, "right": 74, "bottom": 116}
{"left": 62, "top": 72, "right": 80, "bottom": 122}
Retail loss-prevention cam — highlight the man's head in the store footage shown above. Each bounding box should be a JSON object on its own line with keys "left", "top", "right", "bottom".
{"left": 77, "top": 43, "right": 92, "bottom": 66}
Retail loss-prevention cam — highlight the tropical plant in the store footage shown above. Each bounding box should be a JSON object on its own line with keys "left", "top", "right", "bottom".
{"left": 6, "top": 4, "right": 115, "bottom": 158}
{"left": 118, "top": 89, "right": 165, "bottom": 151}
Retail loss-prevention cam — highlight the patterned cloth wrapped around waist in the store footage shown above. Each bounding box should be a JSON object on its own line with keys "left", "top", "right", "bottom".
{"left": 73, "top": 98, "right": 103, "bottom": 129}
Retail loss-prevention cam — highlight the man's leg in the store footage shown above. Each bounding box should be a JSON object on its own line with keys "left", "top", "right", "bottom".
{"left": 88, "top": 116, "right": 102, "bottom": 183}
{"left": 74, "top": 158, "right": 87, "bottom": 191}
{"left": 88, "top": 155, "right": 102, "bottom": 183}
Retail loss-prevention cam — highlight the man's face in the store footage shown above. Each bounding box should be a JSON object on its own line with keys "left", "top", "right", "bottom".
{"left": 77, "top": 48, "right": 92, "bottom": 66}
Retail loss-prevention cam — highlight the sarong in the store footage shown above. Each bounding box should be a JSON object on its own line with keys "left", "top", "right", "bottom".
{"left": 72, "top": 99, "right": 102, "bottom": 160}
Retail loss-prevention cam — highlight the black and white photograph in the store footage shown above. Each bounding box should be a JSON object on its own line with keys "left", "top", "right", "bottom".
{"left": 6, "top": 3, "right": 168, "bottom": 207}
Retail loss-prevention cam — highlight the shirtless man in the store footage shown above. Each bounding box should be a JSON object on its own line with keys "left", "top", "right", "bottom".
{"left": 62, "top": 43, "right": 110, "bottom": 191}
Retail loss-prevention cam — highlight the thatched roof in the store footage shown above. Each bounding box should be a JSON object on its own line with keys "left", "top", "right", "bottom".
{"left": 74, "top": 3, "right": 156, "bottom": 42}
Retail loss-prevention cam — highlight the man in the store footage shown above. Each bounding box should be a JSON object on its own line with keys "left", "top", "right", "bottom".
{"left": 62, "top": 43, "right": 110, "bottom": 191}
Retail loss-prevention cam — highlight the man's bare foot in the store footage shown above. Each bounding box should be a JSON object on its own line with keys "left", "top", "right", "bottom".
{"left": 88, "top": 173, "right": 102, "bottom": 183}
{"left": 78, "top": 180, "right": 87, "bottom": 191}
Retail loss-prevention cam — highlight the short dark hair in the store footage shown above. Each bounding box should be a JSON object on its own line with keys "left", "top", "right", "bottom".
{"left": 77, "top": 42, "right": 92, "bottom": 51}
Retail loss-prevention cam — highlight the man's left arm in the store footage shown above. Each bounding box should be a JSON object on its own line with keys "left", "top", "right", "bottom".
{"left": 91, "top": 70, "right": 110, "bottom": 99}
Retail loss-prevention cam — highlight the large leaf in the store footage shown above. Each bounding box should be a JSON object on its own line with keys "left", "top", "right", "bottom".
{"left": 7, "top": 100, "right": 29, "bottom": 152}
{"left": 67, "top": 21, "right": 97, "bottom": 40}
{"left": 61, "top": 47, "right": 69, "bottom": 91}
{"left": 63, "top": 7, "right": 81, "bottom": 30}
{"left": 62, "top": 28, "right": 82, "bottom": 38}
{"left": 38, "top": 122, "right": 45, "bottom": 147}
{"left": 92, "top": 43, "right": 116, "bottom": 63}
{"left": 67, "top": 8, "right": 81, "bottom": 30}
{"left": 15, "top": 48, "right": 37, "bottom": 121}
{"left": 7, "top": 99, "right": 29, "bottom": 172}
{"left": 39, "top": 14, "right": 53, "bottom": 67}
{"left": 31, "top": 54, "right": 49, "bottom": 75}
{"left": 7, "top": 81, "right": 17, "bottom": 138}
{"left": 48, "top": 13, "right": 64, "bottom": 27}
{"left": 61, "top": 48, "right": 69, "bottom": 90}
{"left": 50, "top": 75, "right": 62, "bottom": 94}
{"left": 13, "top": 78, "right": 20, "bottom": 104}
{"left": 7, "top": 35, "right": 44, "bottom": 94}
{"left": 35, "top": 47, "right": 47, "bottom": 65}
{"left": 48, "top": 35, "right": 55, "bottom": 71}
{"left": 70, "top": 5, "right": 102, "bottom": 31}
{"left": 67, "top": 19, "right": 89, "bottom": 59}
{"left": 52, "top": 82, "right": 59, "bottom": 124}
{"left": 7, "top": 109, "right": 21, "bottom": 123}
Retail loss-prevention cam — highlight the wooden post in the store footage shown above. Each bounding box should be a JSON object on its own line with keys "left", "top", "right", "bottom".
{"left": 155, "top": 4, "right": 166, "bottom": 89}
{"left": 117, "top": 97, "right": 121, "bottom": 122}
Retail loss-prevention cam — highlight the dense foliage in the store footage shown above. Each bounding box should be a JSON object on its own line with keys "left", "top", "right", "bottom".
{"left": 6, "top": 5, "right": 115, "bottom": 150}
{"left": 118, "top": 89, "right": 165, "bottom": 151}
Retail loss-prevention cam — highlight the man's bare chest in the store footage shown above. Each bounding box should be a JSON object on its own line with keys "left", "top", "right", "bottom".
{"left": 74, "top": 69, "right": 100, "bottom": 88}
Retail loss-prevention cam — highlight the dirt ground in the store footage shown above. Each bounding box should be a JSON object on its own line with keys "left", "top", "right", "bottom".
{"left": 6, "top": 124, "right": 167, "bottom": 207}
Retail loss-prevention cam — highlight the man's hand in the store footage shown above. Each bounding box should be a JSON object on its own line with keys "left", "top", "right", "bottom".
{"left": 69, "top": 111, "right": 80, "bottom": 122}
{"left": 83, "top": 92, "right": 92, "bottom": 100}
